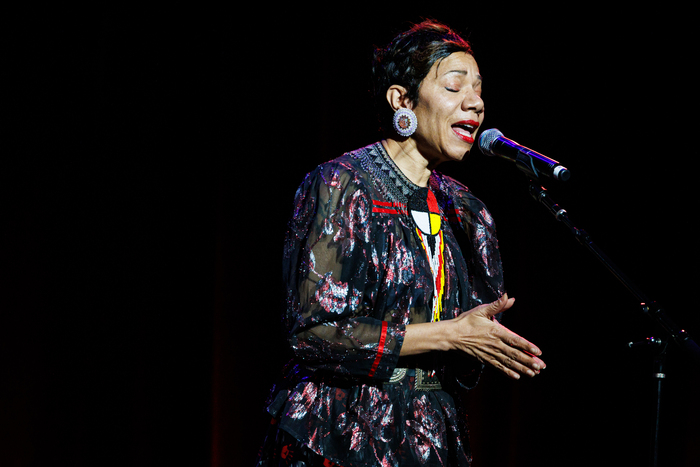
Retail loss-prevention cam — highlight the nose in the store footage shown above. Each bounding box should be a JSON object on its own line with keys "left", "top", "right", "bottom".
{"left": 462, "top": 87, "right": 484, "bottom": 115}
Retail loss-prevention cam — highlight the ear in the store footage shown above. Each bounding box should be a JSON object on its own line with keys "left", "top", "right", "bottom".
{"left": 386, "top": 85, "right": 413, "bottom": 112}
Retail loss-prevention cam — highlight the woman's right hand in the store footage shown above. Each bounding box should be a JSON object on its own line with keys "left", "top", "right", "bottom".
{"left": 447, "top": 294, "right": 545, "bottom": 379}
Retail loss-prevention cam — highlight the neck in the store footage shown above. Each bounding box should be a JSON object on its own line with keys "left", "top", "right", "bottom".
{"left": 381, "top": 138, "right": 439, "bottom": 188}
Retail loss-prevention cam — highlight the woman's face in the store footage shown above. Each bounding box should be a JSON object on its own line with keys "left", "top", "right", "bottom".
{"left": 411, "top": 52, "right": 484, "bottom": 164}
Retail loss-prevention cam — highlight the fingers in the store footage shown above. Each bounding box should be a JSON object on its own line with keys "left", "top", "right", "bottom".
{"left": 483, "top": 309, "right": 546, "bottom": 379}
{"left": 458, "top": 294, "right": 513, "bottom": 321}
{"left": 500, "top": 326, "right": 542, "bottom": 357}
{"left": 483, "top": 293, "right": 515, "bottom": 318}
{"left": 482, "top": 348, "right": 545, "bottom": 380}
{"left": 490, "top": 329, "right": 546, "bottom": 379}
{"left": 496, "top": 348, "right": 546, "bottom": 380}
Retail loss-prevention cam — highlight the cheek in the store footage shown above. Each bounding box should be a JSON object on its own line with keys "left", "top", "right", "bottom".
{"left": 413, "top": 107, "right": 438, "bottom": 134}
{"left": 417, "top": 99, "right": 453, "bottom": 129}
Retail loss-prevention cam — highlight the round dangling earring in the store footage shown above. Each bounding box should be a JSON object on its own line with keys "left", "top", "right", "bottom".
{"left": 393, "top": 108, "right": 418, "bottom": 138}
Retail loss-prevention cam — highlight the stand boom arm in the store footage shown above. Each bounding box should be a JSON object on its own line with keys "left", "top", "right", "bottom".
{"left": 528, "top": 183, "right": 700, "bottom": 365}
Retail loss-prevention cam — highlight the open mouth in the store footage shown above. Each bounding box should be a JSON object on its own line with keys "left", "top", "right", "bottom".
{"left": 452, "top": 120, "right": 479, "bottom": 143}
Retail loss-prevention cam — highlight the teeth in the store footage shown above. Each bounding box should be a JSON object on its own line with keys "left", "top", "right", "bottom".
{"left": 454, "top": 124, "right": 474, "bottom": 133}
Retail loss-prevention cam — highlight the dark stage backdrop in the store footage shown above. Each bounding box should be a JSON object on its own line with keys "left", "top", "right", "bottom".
{"left": 4, "top": 5, "right": 699, "bottom": 467}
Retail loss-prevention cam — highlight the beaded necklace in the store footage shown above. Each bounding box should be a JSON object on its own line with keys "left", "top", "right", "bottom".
{"left": 353, "top": 143, "right": 446, "bottom": 322}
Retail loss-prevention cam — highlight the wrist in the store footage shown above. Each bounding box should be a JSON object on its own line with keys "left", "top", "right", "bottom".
{"left": 437, "top": 319, "right": 457, "bottom": 352}
{"left": 401, "top": 320, "right": 454, "bottom": 356}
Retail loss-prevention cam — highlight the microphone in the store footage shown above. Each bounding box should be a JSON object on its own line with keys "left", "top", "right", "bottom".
{"left": 478, "top": 128, "right": 570, "bottom": 181}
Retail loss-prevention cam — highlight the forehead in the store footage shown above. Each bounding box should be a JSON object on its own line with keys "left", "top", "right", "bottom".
{"left": 431, "top": 52, "right": 481, "bottom": 80}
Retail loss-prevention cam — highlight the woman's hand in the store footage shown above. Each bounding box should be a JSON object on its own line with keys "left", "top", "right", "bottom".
{"left": 401, "top": 294, "right": 545, "bottom": 380}
{"left": 447, "top": 294, "right": 545, "bottom": 379}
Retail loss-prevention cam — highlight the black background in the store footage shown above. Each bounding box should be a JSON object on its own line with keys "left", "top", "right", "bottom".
{"left": 4, "top": 4, "right": 699, "bottom": 467}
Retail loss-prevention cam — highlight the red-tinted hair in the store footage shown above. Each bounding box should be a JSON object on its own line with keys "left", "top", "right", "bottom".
{"left": 372, "top": 20, "right": 473, "bottom": 133}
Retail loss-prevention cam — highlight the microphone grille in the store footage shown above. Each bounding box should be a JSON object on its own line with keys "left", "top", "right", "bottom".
{"left": 478, "top": 128, "right": 503, "bottom": 156}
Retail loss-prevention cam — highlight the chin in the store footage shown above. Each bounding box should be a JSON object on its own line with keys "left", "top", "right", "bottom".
{"left": 444, "top": 146, "right": 471, "bottom": 163}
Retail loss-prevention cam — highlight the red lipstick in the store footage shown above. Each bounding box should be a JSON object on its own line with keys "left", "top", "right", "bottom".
{"left": 452, "top": 120, "right": 479, "bottom": 144}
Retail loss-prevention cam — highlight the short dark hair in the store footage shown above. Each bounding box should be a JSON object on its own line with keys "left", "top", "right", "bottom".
{"left": 371, "top": 20, "right": 473, "bottom": 134}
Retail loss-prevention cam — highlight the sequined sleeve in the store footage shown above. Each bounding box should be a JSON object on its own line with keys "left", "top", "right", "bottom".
{"left": 282, "top": 162, "right": 405, "bottom": 381}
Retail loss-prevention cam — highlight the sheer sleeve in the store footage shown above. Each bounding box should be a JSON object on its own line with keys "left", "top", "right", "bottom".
{"left": 282, "top": 162, "right": 405, "bottom": 381}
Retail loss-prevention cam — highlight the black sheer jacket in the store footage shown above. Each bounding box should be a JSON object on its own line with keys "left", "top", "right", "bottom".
{"left": 258, "top": 142, "right": 505, "bottom": 467}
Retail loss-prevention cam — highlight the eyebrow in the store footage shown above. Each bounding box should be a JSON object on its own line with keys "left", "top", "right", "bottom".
{"left": 443, "top": 70, "right": 483, "bottom": 83}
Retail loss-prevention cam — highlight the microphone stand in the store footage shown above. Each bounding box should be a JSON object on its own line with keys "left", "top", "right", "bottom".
{"left": 526, "top": 181, "right": 700, "bottom": 467}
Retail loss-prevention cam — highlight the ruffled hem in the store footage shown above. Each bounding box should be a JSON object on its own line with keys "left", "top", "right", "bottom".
{"left": 260, "top": 375, "right": 472, "bottom": 467}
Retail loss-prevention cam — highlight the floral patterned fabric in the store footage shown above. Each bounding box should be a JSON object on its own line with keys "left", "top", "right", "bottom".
{"left": 256, "top": 142, "right": 505, "bottom": 467}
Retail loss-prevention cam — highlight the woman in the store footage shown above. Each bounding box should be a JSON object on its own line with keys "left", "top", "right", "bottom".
{"left": 255, "top": 20, "right": 545, "bottom": 467}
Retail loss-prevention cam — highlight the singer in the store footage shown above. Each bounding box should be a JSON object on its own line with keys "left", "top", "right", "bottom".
{"left": 255, "top": 20, "right": 545, "bottom": 467}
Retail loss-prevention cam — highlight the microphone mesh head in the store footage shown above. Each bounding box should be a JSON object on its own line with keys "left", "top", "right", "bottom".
{"left": 478, "top": 128, "right": 503, "bottom": 156}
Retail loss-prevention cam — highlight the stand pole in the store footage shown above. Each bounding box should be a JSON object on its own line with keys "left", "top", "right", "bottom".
{"left": 651, "top": 341, "right": 667, "bottom": 467}
{"left": 629, "top": 336, "right": 667, "bottom": 467}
